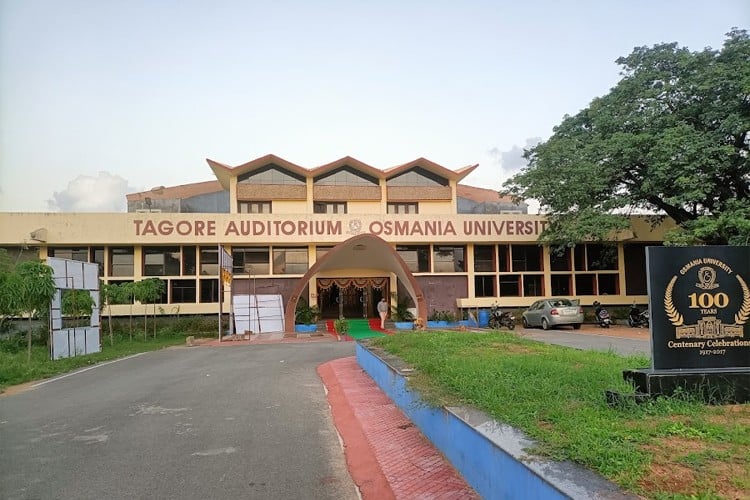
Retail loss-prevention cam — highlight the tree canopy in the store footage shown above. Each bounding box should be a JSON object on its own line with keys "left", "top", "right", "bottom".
{"left": 502, "top": 29, "right": 750, "bottom": 246}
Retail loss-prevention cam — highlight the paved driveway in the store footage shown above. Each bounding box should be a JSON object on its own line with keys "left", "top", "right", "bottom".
{"left": 518, "top": 324, "right": 651, "bottom": 357}
{"left": 0, "top": 342, "right": 358, "bottom": 500}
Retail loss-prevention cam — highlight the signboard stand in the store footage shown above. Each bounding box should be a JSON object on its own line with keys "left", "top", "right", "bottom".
{"left": 218, "top": 245, "right": 234, "bottom": 341}
{"left": 47, "top": 258, "right": 101, "bottom": 360}
{"left": 621, "top": 246, "right": 750, "bottom": 404}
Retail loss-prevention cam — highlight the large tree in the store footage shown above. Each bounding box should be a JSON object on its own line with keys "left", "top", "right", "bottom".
{"left": 502, "top": 29, "right": 750, "bottom": 246}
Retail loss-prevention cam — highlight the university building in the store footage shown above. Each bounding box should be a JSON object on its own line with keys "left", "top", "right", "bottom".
{"left": 0, "top": 154, "right": 672, "bottom": 330}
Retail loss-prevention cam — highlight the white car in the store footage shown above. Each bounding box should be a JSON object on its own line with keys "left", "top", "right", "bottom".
{"left": 522, "top": 298, "right": 584, "bottom": 330}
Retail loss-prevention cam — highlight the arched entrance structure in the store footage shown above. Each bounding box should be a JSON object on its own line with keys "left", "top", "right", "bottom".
{"left": 284, "top": 233, "right": 427, "bottom": 334}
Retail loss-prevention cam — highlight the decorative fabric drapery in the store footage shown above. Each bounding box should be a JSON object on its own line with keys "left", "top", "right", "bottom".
{"left": 317, "top": 277, "right": 388, "bottom": 290}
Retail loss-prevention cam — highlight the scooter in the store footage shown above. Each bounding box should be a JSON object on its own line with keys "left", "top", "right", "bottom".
{"left": 593, "top": 301, "right": 612, "bottom": 328}
{"left": 628, "top": 304, "right": 650, "bottom": 328}
{"left": 488, "top": 305, "right": 515, "bottom": 330}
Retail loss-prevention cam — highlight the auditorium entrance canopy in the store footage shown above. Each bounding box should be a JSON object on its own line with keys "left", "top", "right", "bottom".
{"left": 283, "top": 234, "right": 427, "bottom": 332}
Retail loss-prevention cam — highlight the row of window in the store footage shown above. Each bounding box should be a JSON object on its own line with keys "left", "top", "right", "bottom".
{"left": 45, "top": 243, "right": 619, "bottom": 278}
{"left": 473, "top": 272, "right": 619, "bottom": 298}
{"left": 237, "top": 165, "right": 448, "bottom": 188}
{"left": 473, "top": 243, "right": 618, "bottom": 273}
{"left": 105, "top": 279, "right": 221, "bottom": 304}
{"left": 101, "top": 270, "right": 621, "bottom": 306}
{"left": 239, "top": 201, "right": 419, "bottom": 214}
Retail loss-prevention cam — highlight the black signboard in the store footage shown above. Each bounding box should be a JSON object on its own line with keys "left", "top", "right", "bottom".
{"left": 646, "top": 246, "right": 750, "bottom": 370}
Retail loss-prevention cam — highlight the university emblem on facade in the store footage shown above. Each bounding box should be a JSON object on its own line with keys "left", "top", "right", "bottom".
{"left": 348, "top": 219, "right": 363, "bottom": 235}
{"left": 663, "top": 258, "right": 750, "bottom": 340}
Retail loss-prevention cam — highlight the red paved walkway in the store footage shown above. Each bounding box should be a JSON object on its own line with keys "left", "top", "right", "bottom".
{"left": 318, "top": 357, "right": 479, "bottom": 500}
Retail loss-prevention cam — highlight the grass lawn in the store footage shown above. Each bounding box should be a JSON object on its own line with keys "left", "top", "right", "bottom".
{"left": 371, "top": 331, "right": 749, "bottom": 500}
{"left": 0, "top": 331, "right": 203, "bottom": 392}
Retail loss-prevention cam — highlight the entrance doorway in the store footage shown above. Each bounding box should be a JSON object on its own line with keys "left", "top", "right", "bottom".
{"left": 317, "top": 277, "right": 388, "bottom": 319}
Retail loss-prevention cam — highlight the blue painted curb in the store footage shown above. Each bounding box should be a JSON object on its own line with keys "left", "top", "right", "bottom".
{"left": 356, "top": 342, "right": 637, "bottom": 500}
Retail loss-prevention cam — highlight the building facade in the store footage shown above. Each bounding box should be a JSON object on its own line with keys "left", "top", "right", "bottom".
{"left": 0, "top": 154, "right": 673, "bottom": 330}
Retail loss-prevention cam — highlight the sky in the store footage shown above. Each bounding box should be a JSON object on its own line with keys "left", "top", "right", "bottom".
{"left": 0, "top": 1, "right": 747, "bottom": 212}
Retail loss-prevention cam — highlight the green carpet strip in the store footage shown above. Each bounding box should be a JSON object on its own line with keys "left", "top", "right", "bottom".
{"left": 344, "top": 319, "right": 385, "bottom": 339}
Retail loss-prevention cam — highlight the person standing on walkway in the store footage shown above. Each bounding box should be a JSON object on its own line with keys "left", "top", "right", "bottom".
{"left": 378, "top": 297, "right": 389, "bottom": 329}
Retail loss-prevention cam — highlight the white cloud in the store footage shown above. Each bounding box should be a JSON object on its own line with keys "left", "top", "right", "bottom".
{"left": 489, "top": 137, "right": 543, "bottom": 177}
{"left": 47, "top": 172, "right": 136, "bottom": 212}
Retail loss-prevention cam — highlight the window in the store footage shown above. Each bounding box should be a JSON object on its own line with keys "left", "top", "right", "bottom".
{"left": 474, "top": 245, "right": 495, "bottom": 272}
{"left": 238, "top": 201, "right": 272, "bottom": 214}
{"left": 200, "top": 247, "right": 219, "bottom": 275}
{"left": 238, "top": 165, "right": 305, "bottom": 185}
{"left": 200, "top": 279, "right": 219, "bottom": 303}
{"left": 575, "top": 274, "right": 596, "bottom": 295}
{"left": 433, "top": 246, "right": 465, "bottom": 272}
{"left": 498, "top": 245, "right": 510, "bottom": 272}
{"left": 474, "top": 276, "right": 495, "bottom": 297}
{"left": 499, "top": 275, "right": 520, "bottom": 296}
{"left": 183, "top": 246, "right": 197, "bottom": 275}
{"left": 232, "top": 247, "right": 270, "bottom": 275}
{"left": 574, "top": 244, "right": 618, "bottom": 271}
{"left": 574, "top": 247, "right": 586, "bottom": 271}
{"left": 586, "top": 244, "right": 618, "bottom": 270}
{"left": 550, "top": 247, "right": 571, "bottom": 271}
{"left": 511, "top": 245, "right": 542, "bottom": 272}
{"left": 272, "top": 247, "right": 308, "bottom": 274}
{"left": 314, "top": 168, "right": 378, "bottom": 186}
{"left": 551, "top": 275, "right": 572, "bottom": 296}
{"left": 49, "top": 247, "right": 88, "bottom": 261}
{"left": 110, "top": 247, "right": 134, "bottom": 277}
{"left": 386, "top": 167, "right": 448, "bottom": 187}
{"left": 387, "top": 203, "right": 418, "bottom": 214}
{"left": 313, "top": 202, "right": 347, "bottom": 214}
{"left": 598, "top": 274, "right": 619, "bottom": 295}
{"left": 396, "top": 245, "right": 430, "bottom": 273}
{"left": 316, "top": 246, "right": 333, "bottom": 262}
{"left": 624, "top": 243, "right": 649, "bottom": 295}
{"left": 90, "top": 247, "right": 104, "bottom": 276}
{"left": 143, "top": 247, "right": 181, "bottom": 276}
{"left": 171, "top": 280, "right": 196, "bottom": 303}
{"left": 523, "top": 275, "right": 544, "bottom": 296}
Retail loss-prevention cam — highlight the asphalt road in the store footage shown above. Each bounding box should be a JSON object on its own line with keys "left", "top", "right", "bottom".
{"left": 0, "top": 342, "right": 358, "bottom": 500}
{"left": 520, "top": 328, "right": 651, "bottom": 357}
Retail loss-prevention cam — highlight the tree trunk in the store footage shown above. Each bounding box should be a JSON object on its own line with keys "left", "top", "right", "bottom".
{"left": 107, "top": 302, "right": 113, "bottom": 346}
{"left": 129, "top": 304, "right": 133, "bottom": 341}
{"left": 27, "top": 314, "right": 33, "bottom": 362}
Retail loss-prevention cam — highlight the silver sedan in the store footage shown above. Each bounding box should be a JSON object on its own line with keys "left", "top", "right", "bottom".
{"left": 522, "top": 298, "right": 584, "bottom": 330}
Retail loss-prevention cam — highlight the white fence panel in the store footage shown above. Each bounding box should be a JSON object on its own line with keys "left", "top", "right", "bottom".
{"left": 233, "top": 294, "right": 285, "bottom": 334}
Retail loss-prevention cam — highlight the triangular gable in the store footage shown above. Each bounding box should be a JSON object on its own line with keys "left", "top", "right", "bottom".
{"left": 385, "top": 157, "right": 478, "bottom": 183}
{"left": 207, "top": 154, "right": 307, "bottom": 189}
{"left": 207, "top": 154, "right": 479, "bottom": 188}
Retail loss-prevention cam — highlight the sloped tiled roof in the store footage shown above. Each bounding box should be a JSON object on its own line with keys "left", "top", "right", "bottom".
{"left": 206, "top": 155, "right": 479, "bottom": 189}
{"left": 456, "top": 184, "right": 517, "bottom": 204}
{"left": 126, "top": 180, "right": 224, "bottom": 201}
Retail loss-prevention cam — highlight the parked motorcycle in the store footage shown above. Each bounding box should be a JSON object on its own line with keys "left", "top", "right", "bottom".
{"left": 593, "top": 301, "right": 612, "bottom": 328}
{"left": 488, "top": 305, "right": 515, "bottom": 330}
{"left": 628, "top": 304, "right": 650, "bottom": 328}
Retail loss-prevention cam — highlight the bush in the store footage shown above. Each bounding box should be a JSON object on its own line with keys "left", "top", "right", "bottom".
{"left": 391, "top": 299, "right": 414, "bottom": 322}
{"left": 334, "top": 318, "right": 349, "bottom": 334}
{"left": 295, "top": 299, "right": 320, "bottom": 325}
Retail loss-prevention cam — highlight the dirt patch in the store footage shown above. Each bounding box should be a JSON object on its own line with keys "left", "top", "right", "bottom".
{"left": 0, "top": 380, "right": 37, "bottom": 397}
{"left": 575, "top": 324, "right": 650, "bottom": 340}
{"left": 517, "top": 323, "right": 650, "bottom": 340}
{"left": 638, "top": 418, "right": 749, "bottom": 498}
